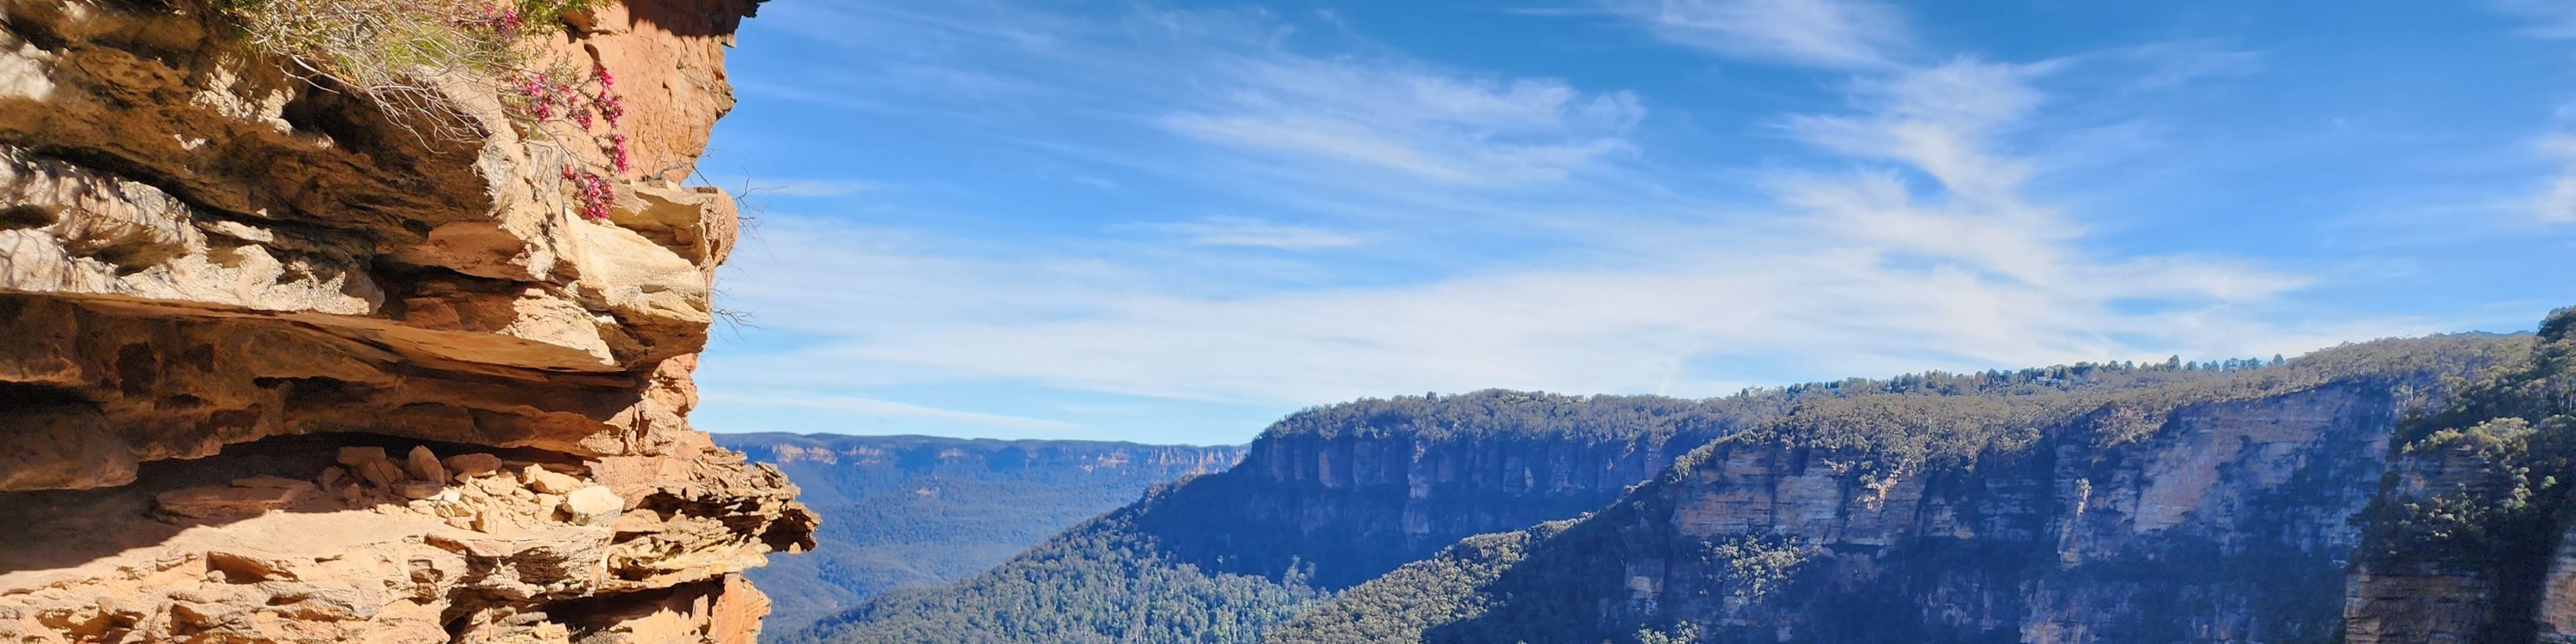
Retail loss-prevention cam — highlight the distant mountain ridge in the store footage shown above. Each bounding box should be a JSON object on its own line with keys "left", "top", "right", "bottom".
{"left": 788, "top": 392, "right": 1777, "bottom": 644}
{"left": 714, "top": 433, "right": 1245, "bottom": 638}
{"left": 771, "top": 397, "right": 1714, "bottom": 643}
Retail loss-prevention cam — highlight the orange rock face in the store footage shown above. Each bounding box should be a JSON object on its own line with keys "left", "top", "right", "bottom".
{"left": 0, "top": 0, "right": 813, "bottom": 641}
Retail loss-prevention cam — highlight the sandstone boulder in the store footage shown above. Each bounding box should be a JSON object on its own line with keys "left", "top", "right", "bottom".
{"left": 563, "top": 485, "right": 626, "bottom": 526}
{"left": 446, "top": 453, "right": 506, "bottom": 480}
{"left": 525, "top": 466, "right": 585, "bottom": 495}
{"left": 353, "top": 456, "right": 406, "bottom": 489}
{"left": 404, "top": 446, "right": 447, "bottom": 483}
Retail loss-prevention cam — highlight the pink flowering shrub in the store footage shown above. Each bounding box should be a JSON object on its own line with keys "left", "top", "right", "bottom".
{"left": 212, "top": 0, "right": 625, "bottom": 221}
{"left": 213, "top": 0, "right": 606, "bottom": 100}
{"left": 512, "top": 63, "right": 633, "bottom": 220}
{"left": 561, "top": 165, "right": 615, "bottom": 222}
{"left": 459, "top": 4, "right": 524, "bottom": 37}
{"left": 506, "top": 71, "right": 580, "bottom": 122}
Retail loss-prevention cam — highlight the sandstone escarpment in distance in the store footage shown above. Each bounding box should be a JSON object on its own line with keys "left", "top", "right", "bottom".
{"left": 799, "top": 392, "right": 1785, "bottom": 644}
{"left": 1264, "top": 333, "right": 2538, "bottom": 644}
{"left": 0, "top": 0, "right": 814, "bottom": 641}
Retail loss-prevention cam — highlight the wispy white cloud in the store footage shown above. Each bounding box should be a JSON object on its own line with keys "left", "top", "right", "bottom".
{"left": 1138, "top": 217, "right": 1366, "bottom": 249}
{"left": 699, "top": 392, "right": 1082, "bottom": 430}
{"left": 1607, "top": 0, "right": 1911, "bottom": 69}
{"left": 2536, "top": 134, "right": 2576, "bottom": 223}
{"left": 740, "top": 0, "right": 1662, "bottom": 228}
{"left": 1162, "top": 58, "right": 1644, "bottom": 185}
{"left": 2117, "top": 42, "right": 2265, "bottom": 90}
{"left": 743, "top": 179, "right": 883, "bottom": 197}
{"left": 2488, "top": 0, "right": 2576, "bottom": 39}
{"left": 2461, "top": 3, "right": 2576, "bottom": 225}
{"left": 1783, "top": 58, "right": 2057, "bottom": 205}
{"left": 697, "top": 0, "right": 2453, "bottom": 433}
{"left": 714, "top": 209, "right": 2355, "bottom": 408}
{"left": 705, "top": 50, "right": 2367, "bottom": 408}
{"left": 2514, "top": 16, "right": 2576, "bottom": 225}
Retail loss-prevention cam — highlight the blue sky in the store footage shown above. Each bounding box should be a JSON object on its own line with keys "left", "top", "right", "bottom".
{"left": 688, "top": 0, "right": 2576, "bottom": 445}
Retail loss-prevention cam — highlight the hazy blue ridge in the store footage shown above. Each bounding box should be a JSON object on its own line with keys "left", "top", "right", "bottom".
{"left": 715, "top": 433, "right": 1245, "bottom": 637}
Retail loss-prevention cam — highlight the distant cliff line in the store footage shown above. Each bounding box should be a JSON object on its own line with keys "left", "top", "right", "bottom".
{"left": 803, "top": 330, "right": 2543, "bottom": 644}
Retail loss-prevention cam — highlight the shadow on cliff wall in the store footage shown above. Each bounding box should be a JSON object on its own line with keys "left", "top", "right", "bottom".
{"left": 618, "top": 0, "right": 762, "bottom": 38}
{"left": 0, "top": 433, "right": 588, "bottom": 575}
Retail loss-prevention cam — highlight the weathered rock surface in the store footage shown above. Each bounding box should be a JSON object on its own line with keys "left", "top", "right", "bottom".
{"left": 2341, "top": 438, "right": 2511, "bottom": 644}
{"left": 1127, "top": 392, "right": 1761, "bottom": 592}
{"left": 1417, "top": 386, "right": 2403, "bottom": 644}
{"left": 2537, "top": 519, "right": 2576, "bottom": 641}
{"left": 0, "top": 0, "right": 812, "bottom": 641}
{"left": 0, "top": 0, "right": 762, "bottom": 490}
{"left": 0, "top": 436, "right": 809, "bottom": 643}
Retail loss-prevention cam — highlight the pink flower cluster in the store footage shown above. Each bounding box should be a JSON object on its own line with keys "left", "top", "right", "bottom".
{"left": 507, "top": 66, "right": 625, "bottom": 132}
{"left": 562, "top": 165, "right": 615, "bottom": 221}
{"left": 462, "top": 5, "right": 524, "bottom": 38}
{"left": 607, "top": 134, "right": 629, "bottom": 173}
{"left": 594, "top": 92, "right": 625, "bottom": 127}
{"left": 572, "top": 67, "right": 623, "bottom": 127}
{"left": 510, "top": 63, "right": 635, "bottom": 220}
{"left": 589, "top": 65, "right": 629, "bottom": 173}
{"left": 509, "top": 72, "right": 579, "bottom": 122}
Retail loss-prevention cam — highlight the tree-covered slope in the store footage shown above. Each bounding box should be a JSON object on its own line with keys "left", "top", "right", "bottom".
{"left": 715, "top": 434, "right": 1244, "bottom": 636}
{"left": 780, "top": 483, "right": 1324, "bottom": 644}
{"left": 1267, "top": 331, "right": 2528, "bottom": 644}
{"left": 2345, "top": 307, "right": 2576, "bottom": 642}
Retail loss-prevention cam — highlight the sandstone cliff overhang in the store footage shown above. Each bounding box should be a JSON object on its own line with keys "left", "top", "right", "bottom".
{"left": 0, "top": 1, "right": 814, "bottom": 641}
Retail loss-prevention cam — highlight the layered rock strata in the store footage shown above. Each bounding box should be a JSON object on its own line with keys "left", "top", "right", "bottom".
{"left": 1467, "top": 386, "right": 2397, "bottom": 643}
{"left": 0, "top": 0, "right": 812, "bottom": 641}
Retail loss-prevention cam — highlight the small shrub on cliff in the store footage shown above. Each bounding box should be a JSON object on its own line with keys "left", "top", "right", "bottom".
{"left": 2359, "top": 307, "right": 2576, "bottom": 562}
{"left": 1703, "top": 536, "right": 1812, "bottom": 604}
{"left": 2381, "top": 418, "right": 2573, "bottom": 551}
{"left": 210, "top": 0, "right": 598, "bottom": 112}
{"left": 209, "top": 0, "right": 629, "bottom": 220}
{"left": 1634, "top": 623, "right": 1704, "bottom": 644}
{"left": 2330, "top": 307, "right": 2576, "bottom": 641}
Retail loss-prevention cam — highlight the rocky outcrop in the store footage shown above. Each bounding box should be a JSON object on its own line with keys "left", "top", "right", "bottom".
{"left": 1635, "top": 387, "right": 2390, "bottom": 641}
{"left": 2537, "top": 518, "right": 2576, "bottom": 641}
{"left": 1242, "top": 428, "right": 1689, "bottom": 554}
{"left": 2338, "top": 313, "right": 2576, "bottom": 644}
{"left": 0, "top": 435, "right": 806, "bottom": 642}
{"left": 1139, "top": 392, "right": 1754, "bottom": 590}
{"left": 0, "top": 0, "right": 813, "bottom": 642}
{"left": 2341, "top": 439, "right": 2512, "bottom": 644}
